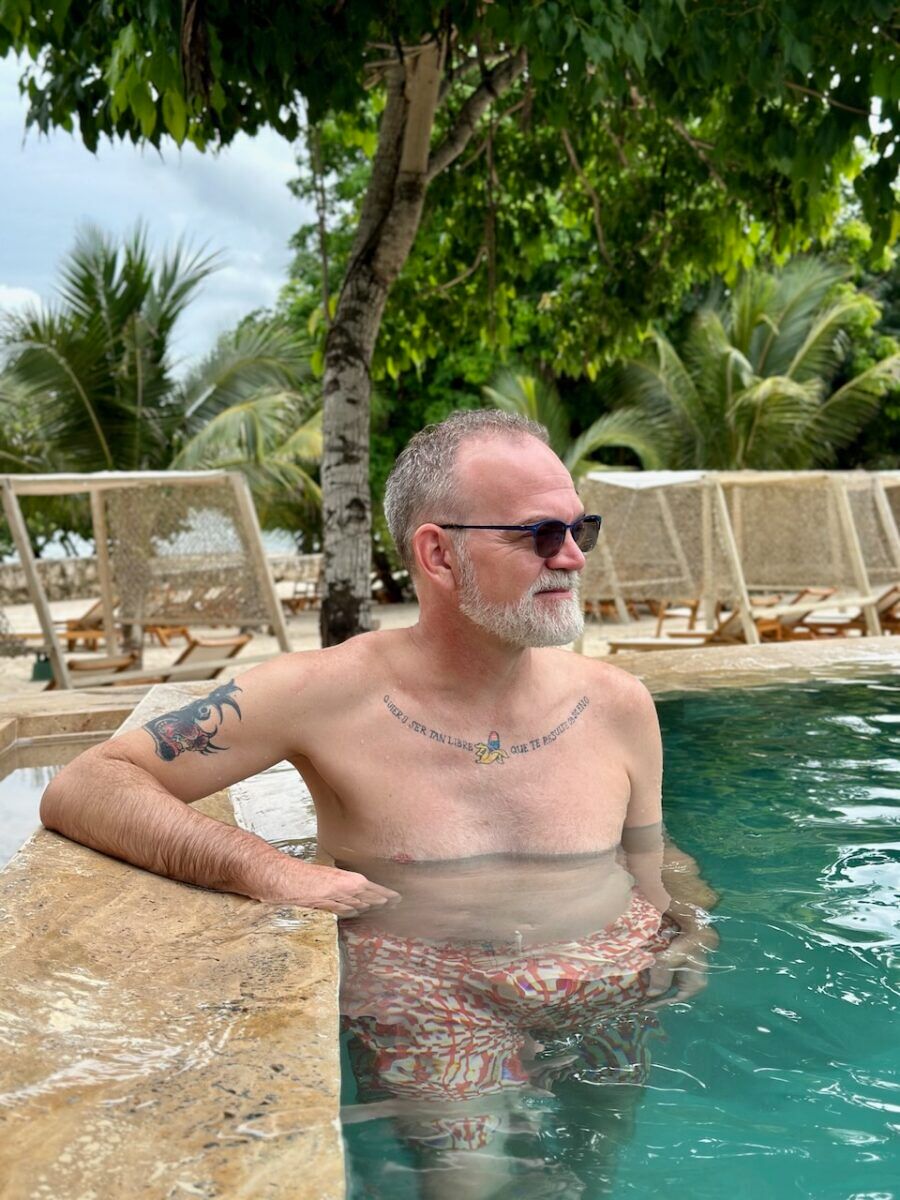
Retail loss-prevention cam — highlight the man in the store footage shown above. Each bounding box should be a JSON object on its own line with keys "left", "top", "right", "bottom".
{"left": 42, "top": 409, "right": 717, "bottom": 1189}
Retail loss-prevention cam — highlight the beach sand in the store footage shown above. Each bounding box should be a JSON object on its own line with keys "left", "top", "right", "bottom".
{"left": 0, "top": 597, "right": 670, "bottom": 697}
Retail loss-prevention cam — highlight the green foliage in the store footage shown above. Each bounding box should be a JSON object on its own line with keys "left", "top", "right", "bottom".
{"left": 171, "top": 321, "right": 322, "bottom": 536}
{"left": 3, "top": 0, "right": 899, "bottom": 552}
{"left": 2, "top": 2, "right": 897, "bottom": 236}
{"left": 605, "top": 257, "right": 900, "bottom": 469}
{"left": 0, "top": 227, "right": 321, "bottom": 550}
{"left": 483, "top": 368, "right": 666, "bottom": 475}
{"left": 2, "top": 224, "right": 216, "bottom": 471}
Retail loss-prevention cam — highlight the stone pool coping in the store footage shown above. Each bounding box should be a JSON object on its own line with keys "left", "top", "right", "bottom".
{"left": 2, "top": 635, "right": 900, "bottom": 1199}
{"left": 0, "top": 684, "right": 343, "bottom": 1200}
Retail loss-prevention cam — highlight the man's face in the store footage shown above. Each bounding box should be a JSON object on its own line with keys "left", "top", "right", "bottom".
{"left": 449, "top": 436, "right": 586, "bottom": 647}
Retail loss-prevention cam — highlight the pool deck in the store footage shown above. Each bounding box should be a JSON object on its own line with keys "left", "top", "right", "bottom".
{"left": 1, "top": 634, "right": 899, "bottom": 1199}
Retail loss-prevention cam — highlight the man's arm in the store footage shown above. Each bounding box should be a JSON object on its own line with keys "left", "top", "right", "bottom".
{"left": 614, "top": 671, "right": 719, "bottom": 1000}
{"left": 40, "top": 653, "right": 397, "bottom": 915}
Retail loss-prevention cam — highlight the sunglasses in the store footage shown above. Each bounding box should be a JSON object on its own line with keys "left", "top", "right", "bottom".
{"left": 438, "top": 515, "right": 602, "bottom": 559}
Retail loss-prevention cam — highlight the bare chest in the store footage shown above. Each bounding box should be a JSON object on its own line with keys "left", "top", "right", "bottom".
{"left": 303, "top": 690, "right": 632, "bottom": 860}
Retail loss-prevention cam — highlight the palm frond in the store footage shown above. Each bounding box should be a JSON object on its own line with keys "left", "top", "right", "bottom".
{"left": 565, "top": 409, "right": 670, "bottom": 474}
{"left": 729, "top": 271, "right": 778, "bottom": 358}
{"left": 806, "top": 353, "right": 900, "bottom": 462}
{"left": 783, "top": 297, "right": 863, "bottom": 383}
{"left": 729, "top": 376, "right": 822, "bottom": 467}
{"left": 172, "top": 390, "right": 300, "bottom": 468}
{"left": 175, "top": 321, "right": 313, "bottom": 436}
{"left": 751, "top": 258, "right": 848, "bottom": 376}
{"left": 2, "top": 307, "right": 118, "bottom": 468}
{"left": 482, "top": 369, "right": 571, "bottom": 457}
{"left": 684, "top": 310, "right": 756, "bottom": 414}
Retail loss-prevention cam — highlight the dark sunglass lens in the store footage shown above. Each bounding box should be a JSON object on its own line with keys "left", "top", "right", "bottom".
{"left": 572, "top": 518, "right": 600, "bottom": 552}
{"left": 534, "top": 521, "right": 567, "bottom": 558}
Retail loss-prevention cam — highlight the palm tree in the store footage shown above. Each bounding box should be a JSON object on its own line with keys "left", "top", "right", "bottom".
{"left": 171, "top": 321, "right": 322, "bottom": 527}
{"left": 0, "top": 225, "right": 321, "bottom": 541}
{"left": 608, "top": 258, "right": 900, "bottom": 469}
{"left": 482, "top": 369, "right": 666, "bottom": 477}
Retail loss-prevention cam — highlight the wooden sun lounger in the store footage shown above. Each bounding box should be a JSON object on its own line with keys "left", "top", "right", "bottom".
{"left": 44, "top": 652, "right": 140, "bottom": 690}
{"left": 801, "top": 583, "right": 900, "bottom": 636}
{"left": 140, "top": 633, "right": 254, "bottom": 684}
{"left": 608, "top": 588, "right": 838, "bottom": 653}
{"left": 43, "top": 634, "right": 252, "bottom": 689}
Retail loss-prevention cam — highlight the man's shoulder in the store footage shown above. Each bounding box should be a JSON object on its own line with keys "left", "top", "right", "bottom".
{"left": 253, "top": 626, "right": 398, "bottom": 698}
{"left": 546, "top": 649, "right": 655, "bottom": 724}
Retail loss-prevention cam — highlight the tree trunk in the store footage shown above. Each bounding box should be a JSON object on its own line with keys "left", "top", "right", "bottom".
{"left": 318, "top": 42, "right": 527, "bottom": 645}
{"left": 319, "top": 40, "right": 444, "bottom": 646}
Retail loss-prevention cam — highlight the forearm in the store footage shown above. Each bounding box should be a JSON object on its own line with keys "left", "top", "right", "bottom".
{"left": 660, "top": 839, "right": 718, "bottom": 934}
{"left": 40, "top": 748, "right": 297, "bottom": 900}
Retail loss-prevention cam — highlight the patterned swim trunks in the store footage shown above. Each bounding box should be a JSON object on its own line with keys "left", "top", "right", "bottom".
{"left": 341, "top": 891, "right": 678, "bottom": 1150}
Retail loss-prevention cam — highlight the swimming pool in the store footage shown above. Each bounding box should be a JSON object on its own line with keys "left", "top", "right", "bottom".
{"left": 0, "top": 736, "right": 105, "bottom": 865}
{"left": 341, "top": 673, "right": 900, "bottom": 1198}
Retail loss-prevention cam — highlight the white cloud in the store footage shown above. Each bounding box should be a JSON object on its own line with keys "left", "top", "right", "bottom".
{"left": 0, "top": 56, "right": 313, "bottom": 374}
{"left": 0, "top": 283, "right": 41, "bottom": 312}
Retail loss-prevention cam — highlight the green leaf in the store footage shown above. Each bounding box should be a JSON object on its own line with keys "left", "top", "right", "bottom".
{"left": 129, "top": 79, "right": 157, "bottom": 139}
{"left": 162, "top": 89, "right": 187, "bottom": 143}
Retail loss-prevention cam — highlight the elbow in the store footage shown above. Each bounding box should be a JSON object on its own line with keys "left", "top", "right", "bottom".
{"left": 40, "top": 744, "right": 107, "bottom": 836}
{"left": 40, "top": 765, "right": 73, "bottom": 833}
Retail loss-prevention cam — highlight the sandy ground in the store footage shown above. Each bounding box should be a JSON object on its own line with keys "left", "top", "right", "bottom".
{"left": 0, "top": 597, "right": 676, "bottom": 697}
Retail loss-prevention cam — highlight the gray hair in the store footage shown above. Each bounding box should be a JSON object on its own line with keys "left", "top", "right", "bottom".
{"left": 383, "top": 408, "right": 550, "bottom": 571}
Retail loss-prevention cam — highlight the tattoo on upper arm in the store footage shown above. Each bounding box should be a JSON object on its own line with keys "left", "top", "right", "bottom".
{"left": 144, "top": 680, "right": 243, "bottom": 762}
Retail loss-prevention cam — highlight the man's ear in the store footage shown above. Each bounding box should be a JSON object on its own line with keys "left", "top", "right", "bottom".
{"left": 411, "top": 524, "right": 456, "bottom": 590}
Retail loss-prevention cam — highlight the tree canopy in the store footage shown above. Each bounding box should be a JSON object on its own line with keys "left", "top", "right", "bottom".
{"left": 3, "top": 1, "right": 899, "bottom": 639}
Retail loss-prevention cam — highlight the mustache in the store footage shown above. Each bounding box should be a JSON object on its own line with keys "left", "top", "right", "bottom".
{"left": 529, "top": 570, "right": 580, "bottom": 596}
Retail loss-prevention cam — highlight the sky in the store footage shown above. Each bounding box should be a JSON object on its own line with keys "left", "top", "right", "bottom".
{"left": 1, "top": 55, "right": 313, "bottom": 374}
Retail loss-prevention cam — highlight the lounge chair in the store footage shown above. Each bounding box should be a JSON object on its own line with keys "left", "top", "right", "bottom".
{"left": 608, "top": 609, "right": 746, "bottom": 653}
{"left": 652, "top": 597, "right": 702, "bottom": 637}
{"left": 144, "top": 622, "right": 191, "bottom": 648}
{"left": 143, "top": 632, "right": 254, "bottom": 684}
{"left": 280, "top": 556, "right": 324, "bottom": 614}
{"left": 607, "top": 588, "right": 837, "bottom": 653}
{"left": 801, "top": 583, "right": 900, "bottom": 637}
{"left": 44, "top": 652, "right": 139, "bottom": 690}
{"left": 43, "top": 633, "right": 251, "bottom": 688}
{"left": 63, "top": 598, "right": 110, "bottom": 651}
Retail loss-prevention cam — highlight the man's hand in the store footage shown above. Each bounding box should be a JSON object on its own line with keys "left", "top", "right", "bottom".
{"left": 646, "top": 925, "right": 719, "bottom": 1007}
{"left": 251, "top": 861, "right": 401, "bottom": 917}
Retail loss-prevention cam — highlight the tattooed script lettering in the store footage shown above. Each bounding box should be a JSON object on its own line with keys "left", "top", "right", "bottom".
{"left": 382, "top": 694, "right": 590, "bottom": 765}
{"left": 144, "top": 680, "right": 243, "bottom": 761}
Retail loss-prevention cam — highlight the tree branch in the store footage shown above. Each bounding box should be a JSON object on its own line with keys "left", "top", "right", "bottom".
{"left": 438, "top": 52, "right": 506, "bottom": 103}
{"left": 458, "top": 98, "right": 527, "bottom": 170}
{"left": 668, "top": 118, "right": 726, "bottom": 190}
{"left": 428, "top": 245, "right": 487, "bottom": 294}
{"left": 427, "top": 47, "right": 527, "bottom": 182}
{"left": 784, "top": 80, "right": 870, "bottom": 116}
{"left": 560, "top": 129, "right": 613, "bottom": 269}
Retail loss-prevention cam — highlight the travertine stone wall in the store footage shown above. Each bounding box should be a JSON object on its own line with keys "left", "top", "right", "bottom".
{"left": 0, "top": 554, "right": 314, "bottom": 604}
{"left": 0, "top": 556, "right": 99, "bottom": 604}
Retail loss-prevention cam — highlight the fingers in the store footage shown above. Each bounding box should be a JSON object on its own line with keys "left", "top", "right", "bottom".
{"left": 358, "top": 883, "right": 401, "bottom": 906}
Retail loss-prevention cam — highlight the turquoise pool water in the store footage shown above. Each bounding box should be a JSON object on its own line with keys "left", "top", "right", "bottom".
{"left": 342, "top": 673, "right": 900, "bottom": 1198}
{"left": 0, "top": 737, "right": 103, "bottom": 865}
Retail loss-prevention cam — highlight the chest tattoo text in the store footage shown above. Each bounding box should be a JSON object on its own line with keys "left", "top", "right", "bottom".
{"left": 382, "top": 694, "right": 590, "bottom": 765}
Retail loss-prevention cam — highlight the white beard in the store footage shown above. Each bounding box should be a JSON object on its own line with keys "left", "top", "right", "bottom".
{"left": 456, "top": 548, "right": 584, "bottom": 648}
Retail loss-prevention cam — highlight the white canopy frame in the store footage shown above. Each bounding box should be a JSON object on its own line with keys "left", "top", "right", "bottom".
{"left": 580, "top": 470, "right": 895, "bottom": 643}
{"left": 0, "top": 470, "right": 291, "bottom": 689}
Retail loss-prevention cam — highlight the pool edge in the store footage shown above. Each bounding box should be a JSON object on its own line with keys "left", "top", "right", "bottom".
{"left": 0, "top": 687, "right": 345, "bottom": 1200}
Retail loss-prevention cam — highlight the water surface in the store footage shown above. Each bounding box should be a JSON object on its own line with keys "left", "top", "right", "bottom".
{"left": 342, "top": 674, "right": 900, "bottom": 1198}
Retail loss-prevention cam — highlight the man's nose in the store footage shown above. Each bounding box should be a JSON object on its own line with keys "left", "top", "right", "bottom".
{"left": 546, "top": 530, "right": 586, "bottom": 571}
